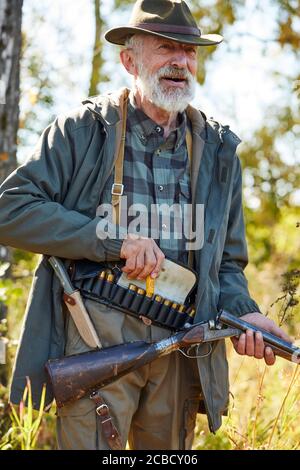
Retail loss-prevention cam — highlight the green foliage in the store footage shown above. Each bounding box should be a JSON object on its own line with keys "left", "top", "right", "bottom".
{"left": 277, "top": 0, "right": 300, "bottom": 51}
{"left": 0, "top": 378, "right": 46, "bottom": 450}
{"left": 20, "top": 19, "right": 55, "bottom": 139}
{"left": 1, "top": 0, "right": 298, "bottom": 451}
{"left": 272, "top": 268, "right": 300, "bottom": 331}
{"left": 89, "top": 0, "right": 109, "bottom": 96}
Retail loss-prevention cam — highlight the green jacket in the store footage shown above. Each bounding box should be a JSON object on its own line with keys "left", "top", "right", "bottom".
{"left": 0, "top": 88, "right": 260, "bottom": 432}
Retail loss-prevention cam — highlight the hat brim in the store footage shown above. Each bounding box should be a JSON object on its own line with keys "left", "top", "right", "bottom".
{"left": 104, "top": 26, "right": 223, "bottom": 47}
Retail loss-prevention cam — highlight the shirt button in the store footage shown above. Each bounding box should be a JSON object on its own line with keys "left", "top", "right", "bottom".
{"left": 155, "top": 148, "right": 161, "bottom": 156}
{"left": 162, "top": 224, "right": 167, "bottom": 230}
{"left": 159, "top": 185, "right": 164, "bottom": 191}
{"left": 155, "top": 126, "right": 162, "bottom": 133}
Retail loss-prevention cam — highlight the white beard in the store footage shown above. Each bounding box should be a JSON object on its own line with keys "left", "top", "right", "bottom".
{"left": 136, "top": 63, "right": 196, "bottom": 113}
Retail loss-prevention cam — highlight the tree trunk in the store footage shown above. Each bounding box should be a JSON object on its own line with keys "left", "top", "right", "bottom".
{"left": 89, "top": 0, "right": 104, "bottom": 96}
{"left": 0, "top": 0, "right": 23, "bottom": 184}
{"left": 0, "top": 1, "right": 23, "bottom": 276}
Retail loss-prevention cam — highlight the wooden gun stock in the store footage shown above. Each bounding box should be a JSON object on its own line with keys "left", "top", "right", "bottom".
{"left": 46, "top": 311, "right": 300, "bottom": 408}
{"left": 45, "top": 327, "right": 203, "bottom": 408}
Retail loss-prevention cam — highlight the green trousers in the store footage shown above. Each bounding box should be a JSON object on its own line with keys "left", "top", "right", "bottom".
{"left": 56, "top": 299, "right": 202, "bottom": 450}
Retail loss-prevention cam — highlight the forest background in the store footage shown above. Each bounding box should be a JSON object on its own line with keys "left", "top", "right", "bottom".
{"left": 0, "top": 0, "right": 299, "bottom": 450}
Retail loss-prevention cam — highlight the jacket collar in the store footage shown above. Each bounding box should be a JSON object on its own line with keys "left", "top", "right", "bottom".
{"left": 82, "top": 87, "right": 130, "bottom": 127}
{"left": 83, "top": 87, "right": 242, "bottom": 153}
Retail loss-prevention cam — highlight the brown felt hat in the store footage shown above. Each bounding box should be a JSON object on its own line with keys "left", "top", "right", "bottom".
{"left": 104, "top": 0, "right": 223, "bottom": 47}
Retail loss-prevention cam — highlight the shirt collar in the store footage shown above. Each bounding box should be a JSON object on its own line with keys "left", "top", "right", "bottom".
{"left": 128, "top": 92, "right": 187, "bottom": 150}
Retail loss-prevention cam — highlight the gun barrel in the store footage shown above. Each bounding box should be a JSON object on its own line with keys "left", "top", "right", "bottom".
{"left": 218, "top": 310, "right": 300, "bottom": 363}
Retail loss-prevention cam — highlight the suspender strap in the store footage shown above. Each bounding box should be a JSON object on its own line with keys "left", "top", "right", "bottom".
{"left": 90, "top": 390, "right": 122, "bottom": 450}
{"left": 111, "top": 98, "right": 128, "bottom": 226}
{"left": 186, "top": 126, "right": 193, "bottom": 165}
{"left": 111, "top": 104, "right": 194, "bottom": 268}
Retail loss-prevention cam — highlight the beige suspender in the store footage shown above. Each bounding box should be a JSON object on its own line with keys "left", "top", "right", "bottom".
{"left": 111, "top": 98, "right": 128, "bottom": 226}
{"left": 186, "top": 126, "right": 193, "bottom": 167}
{"left": 111, "top": 102, "right": 194, "bottom": 267}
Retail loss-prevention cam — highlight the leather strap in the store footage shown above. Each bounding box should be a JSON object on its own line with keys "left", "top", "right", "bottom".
{"left": 111, "top": 97, "right": 128, "bottom": 225}
{"left": 186, "top": 126, "right": 192, "bottom": 164}
{"left": 135, "top": 23, "right": 201, "bottom": 37}
{"left": 90, "top": 390, "right": 122, "bottom": 450}
{"left": 111, "top": 102, "right": 194, "bottom": 267}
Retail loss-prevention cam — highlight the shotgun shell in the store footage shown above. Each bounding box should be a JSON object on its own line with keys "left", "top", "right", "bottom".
{"left": 156, "top": 299, "right": 171, "bottom": 323}
{"left": 120, "top": 283, "right": 138, "bottom": 310}
{"left": 131, "top": 287, "right": 146, "bottom": 313}
{"left": 102, "top": 272, "right": 115, "bottom": 299}
{"left": 146, "top": 275, "right": 155, "bottom": 297}
{"left": 186, "top": 307, "right": 196, "bottom": 323}
{"left": 146, "top": 294, "right": 164, "bottom": 321}
{"left": 129, "top": 284, "right": 138, "bottom": 292}
{"left": 96, "top": 270, "right": 107, "bottom": 296}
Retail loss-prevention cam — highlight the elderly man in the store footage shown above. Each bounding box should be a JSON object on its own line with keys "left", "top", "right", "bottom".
{"left": 0, "top": 0, "right": 289, "bottom": 450}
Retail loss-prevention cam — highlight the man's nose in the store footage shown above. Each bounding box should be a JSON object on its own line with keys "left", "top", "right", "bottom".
{"left": 169, "top": 51, "right": 188, "bottom": 68}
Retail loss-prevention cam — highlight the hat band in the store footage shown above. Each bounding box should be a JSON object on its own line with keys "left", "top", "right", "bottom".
{"left": 133, "top": 22, "right": 201, "bottom": 37}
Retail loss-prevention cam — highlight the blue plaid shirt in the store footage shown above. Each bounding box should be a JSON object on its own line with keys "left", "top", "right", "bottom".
{"left": 98, "top": 95, "right": 191, "bottom": 265}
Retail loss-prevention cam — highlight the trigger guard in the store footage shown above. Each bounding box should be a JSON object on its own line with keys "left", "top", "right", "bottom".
{"left": 178, "top": 343, "right": 212, "bottom": 359}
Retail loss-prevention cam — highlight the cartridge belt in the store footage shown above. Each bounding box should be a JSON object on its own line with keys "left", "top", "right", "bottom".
{"left": 69, "top": 260, "right": 196, "bottom": 331}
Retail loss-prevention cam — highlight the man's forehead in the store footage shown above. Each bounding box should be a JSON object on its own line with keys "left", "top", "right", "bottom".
{"left": 144, "top": 35, "right": 197, "bottom": 49}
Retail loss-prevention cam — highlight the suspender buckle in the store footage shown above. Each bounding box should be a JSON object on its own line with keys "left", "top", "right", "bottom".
{"left": 111, "top": 183, "right": 124, "bottom": 196}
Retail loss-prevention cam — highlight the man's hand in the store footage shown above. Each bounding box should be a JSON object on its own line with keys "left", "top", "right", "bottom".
{"left": 120, "top": 234, "right": 165, "bottom": 280}
{"left": 231, "top": 312, "right": 292, "bottom": 366}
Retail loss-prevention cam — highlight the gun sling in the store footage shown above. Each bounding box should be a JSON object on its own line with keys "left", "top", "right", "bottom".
{"left": 90, "top": 390, "right": 122, "bottom": 450}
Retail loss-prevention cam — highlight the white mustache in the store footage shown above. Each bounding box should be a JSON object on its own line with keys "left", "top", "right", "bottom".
{"left": 156, "top": 66, "right": 191, "bottom": 83}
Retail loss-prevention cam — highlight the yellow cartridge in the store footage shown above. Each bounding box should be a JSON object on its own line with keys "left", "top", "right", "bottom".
{"left": 146, "top": 275, "right": 155, "bottom": 297}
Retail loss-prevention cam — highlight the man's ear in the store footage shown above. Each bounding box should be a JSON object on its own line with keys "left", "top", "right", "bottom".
{"left": 120, "top": 49, "right": 138, "bottom": 77}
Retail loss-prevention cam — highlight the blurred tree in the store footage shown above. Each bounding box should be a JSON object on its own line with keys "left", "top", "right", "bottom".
{"left": 240, "top": 0, "right": 300, "bottom": 266}
{"left": 19, "top": 12, "right": 55, "bottom": 149}
{"left": 0, "top": 0, "right": 23, "bottom": 277}
{"left": 89, "top": 0, "right": 106, "bottom": 96}
{"left": 0, "top": 0, "right": 23, "bottom": 183}
{"left": 241, "top": 113, "right": 300, "bottom": 265}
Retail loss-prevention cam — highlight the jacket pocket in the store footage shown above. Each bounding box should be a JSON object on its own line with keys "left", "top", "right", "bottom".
{"left": 56, "top": 397, "right": 99, "bottom": 450}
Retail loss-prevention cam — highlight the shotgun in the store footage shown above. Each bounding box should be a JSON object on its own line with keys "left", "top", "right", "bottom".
{"left": 45, "top": 310, "right": 300, "bottom": 408}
